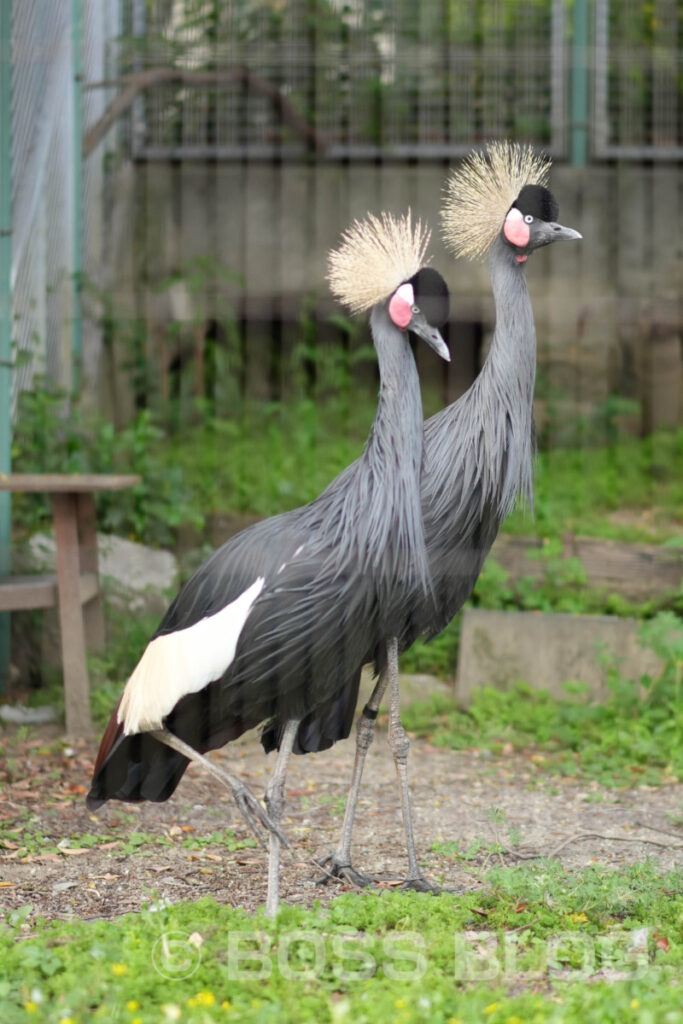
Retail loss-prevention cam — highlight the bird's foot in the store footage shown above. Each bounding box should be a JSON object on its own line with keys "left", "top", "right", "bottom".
{"left": 398, "top": 874, "right": 442, "bottom": 894}
{"left": 233, "top": 783, "right": 291, "bottom": 851}
{"left": 316, "top": 853, "right": 375, "bottom": 889}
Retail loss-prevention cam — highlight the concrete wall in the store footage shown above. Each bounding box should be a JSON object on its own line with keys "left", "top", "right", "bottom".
{"left": 100, "top": 160, "right": 682, "bottom": 434}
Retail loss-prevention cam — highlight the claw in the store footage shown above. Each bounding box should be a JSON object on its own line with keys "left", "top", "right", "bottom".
{"left": 316, "top": 854, "right": 375, "bottom": 889}
{"left": 399, "top": 875, "right": 441, "bottom": 894}
{"left": 149, "top": 729, "right": 291, "bottom": 851}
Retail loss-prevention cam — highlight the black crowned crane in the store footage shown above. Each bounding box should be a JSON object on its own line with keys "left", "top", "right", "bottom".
{"left": 87, "top": 211, "right": 450, "bottom": 915}
{"left": 318, "top": 142, "right": 582, "bottom": 889}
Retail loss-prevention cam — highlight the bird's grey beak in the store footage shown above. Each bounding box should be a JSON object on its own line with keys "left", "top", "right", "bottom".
{"left": 546, "top": 222, "right": 582, "bottom": 243}
{"left": 409, "top": 312, "right": 450, "bottom": 362}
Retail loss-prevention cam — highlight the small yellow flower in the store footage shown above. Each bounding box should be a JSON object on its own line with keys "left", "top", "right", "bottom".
{"left": 394, "top": 999, "right": 407, "bottom": 1010}
{"left": 24, "top": 1004, "right": 38, "bottom": 1014}
{"left": 507, "top": 1017, "right": 524, "bottom": 1024}
{"left": 126, "top": 1002, "right": 140, "bottom": 1012}
{"left": 58, "top": 1019, "right": 77, "bottom": 1024}
{"left": 111, "top": 963, "right": 128, "bottom": 976}
{"left": 630, "top": 999, "right": 641, "bottom": 1010}
{"left": 221, "top": 1001, "right": 233, "bottom": 1011}
{"left": 484, "top": 1004, "right": 501, "bottom": 1016}
{"left": 568, "top": 912, "right": 588, "bottom": 924}
{"left": 132, "top": 1019, "right": 143, "bottom": 1024}
{"left": 195, "top": 991, "right": 215, "bottom": 1007}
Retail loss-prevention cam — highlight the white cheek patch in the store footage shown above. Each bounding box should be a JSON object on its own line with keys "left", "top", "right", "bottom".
{"left": 503, "top": 207, "right": 530, "bottom": 247}
{"left": 118, "top": 576, "right": 265, "bottom": 735}
{"left": 388, "top": 281, "right": 415, "bottom": 329}
{"left": 395, "top": 282, "right": 414, "bottom": 306}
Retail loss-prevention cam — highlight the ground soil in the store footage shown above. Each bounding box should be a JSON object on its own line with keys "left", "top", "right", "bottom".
{"left": 1, "top": 721, "right": 682, "bottom": 921}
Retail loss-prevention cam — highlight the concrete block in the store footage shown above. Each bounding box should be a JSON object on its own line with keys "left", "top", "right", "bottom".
{"left": 28, "top": 532, "right": 178, "bottom": 614}
{"left": 357, "top": 667, "right": 447, "bottom": 711}
{"left": 455, "top": 608, "right": 663, "bottom": 704}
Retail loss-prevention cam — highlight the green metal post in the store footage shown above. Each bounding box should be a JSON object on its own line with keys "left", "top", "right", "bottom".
{"left": 71, "top": 0, "right": 83, "bottom": 392}
{"left": 0, "top": 0, "right": 12, "bottom": 691}
{"left": 570, "top": 0, "right": 589, "bottom": 167}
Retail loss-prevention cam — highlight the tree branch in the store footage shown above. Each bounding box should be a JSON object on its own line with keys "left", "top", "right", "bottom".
{"left": 83, "top": 67, "right": 326, "bottom": 158}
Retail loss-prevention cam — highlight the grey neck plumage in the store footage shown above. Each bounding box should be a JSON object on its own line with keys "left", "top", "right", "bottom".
{"left": 425, "top": 232, "right": 536, "bottom": 531}
{"left": 341, "top": 303, "right": 429, "bottom": 594}
{"left": 480, "top": 234, "right": 537, "bottom": 516}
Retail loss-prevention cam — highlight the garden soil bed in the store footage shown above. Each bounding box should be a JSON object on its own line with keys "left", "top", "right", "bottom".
{"left": 1, "top": 722, "right": 681, "bottom": 921}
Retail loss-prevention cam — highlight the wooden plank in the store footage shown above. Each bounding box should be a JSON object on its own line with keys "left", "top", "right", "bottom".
{"left": 242, "top": 163, "right": 280, "bottom": 401}
{"left": 0, "top": 573, "right": 99, "bottom": 612}
{"left": 0, "top": 575, "right": 57, "bottom": 611}
{"left": 0, "top": 474, "right": 140, "bottom": 493}
{"left": 51, "top": 493, "right": 93, "bottom": 739}
{"left": 616, "top": 164, "right": 650, "bottom": 433}
{"left": 214, "top": 164, "right": 247, "bottom": 417}
{"left": 647, "top": 163, "right": 681, "bottom": 430}
{"left": 76, "top": 493, "right": 105, "bottom": 650}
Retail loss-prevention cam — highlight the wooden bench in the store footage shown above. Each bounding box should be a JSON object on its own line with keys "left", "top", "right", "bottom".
{"left": 0, "top": 474, "right": 141, "bottom": 738}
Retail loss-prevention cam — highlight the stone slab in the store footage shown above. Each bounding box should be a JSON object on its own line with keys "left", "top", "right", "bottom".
{"left": 28, "top": 532, "right": 178, "bottom": 613}
{"left": 455, "top": 608, "right": 663, "bottom": 704}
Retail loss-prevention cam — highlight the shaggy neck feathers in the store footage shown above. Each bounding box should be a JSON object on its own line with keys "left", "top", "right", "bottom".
{"left": 427, "top": 233, "right": 536, "bottom": 531}
{"left": 333, "top": 304, "right": 428, "bottom": 600}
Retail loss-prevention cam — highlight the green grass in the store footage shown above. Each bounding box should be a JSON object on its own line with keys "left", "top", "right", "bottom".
{"left": 11, "top": 372, "right": 682, "bottom": 549}
{"left": 0, "top": 815, "right": 257, "bottom": 860}
{"left": 1, "top": 862, "right": 681, "bottom": 1023}
{"left": 402, "top": 613, "right": 683, "bottom": 788}
{"left": 505, "top": 428, "right": 683, "bottom": 545}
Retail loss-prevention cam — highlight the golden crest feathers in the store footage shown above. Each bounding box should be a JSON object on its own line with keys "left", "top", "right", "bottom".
{"left": 327, "top": 210, "right": 431, "bottom": 314}
{"left": 441, "top": 141, "right": 551, "bottom": 261}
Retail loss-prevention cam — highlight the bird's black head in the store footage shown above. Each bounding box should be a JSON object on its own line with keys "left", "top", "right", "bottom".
{"left": 408, "top": 267, "right": 450, "bottom": 329}
{"left": 502, "top": 183, "right": 582, "bottom": 264}
{"left": 387, "top": 267, "right": 450, "bottom": 362}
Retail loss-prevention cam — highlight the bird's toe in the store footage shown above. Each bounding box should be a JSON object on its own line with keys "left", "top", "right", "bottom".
{"left": 316, "top": 855, "right": 375, "bottom": 889}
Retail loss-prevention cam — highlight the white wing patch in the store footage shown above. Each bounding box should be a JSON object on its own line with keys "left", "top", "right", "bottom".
{"left": 118, "top": 577, "right": 265, "bottom": 735}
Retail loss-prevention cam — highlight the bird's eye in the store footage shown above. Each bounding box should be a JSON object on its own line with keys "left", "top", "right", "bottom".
{"left": 524, "top": 214, "right": 534, "bottom": 224}
{"left": 411, "top": 305, "right": 419, "bottom": 314}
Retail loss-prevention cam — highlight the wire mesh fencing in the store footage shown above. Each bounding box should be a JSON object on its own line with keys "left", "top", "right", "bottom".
{"left": 124, "top": 0, "right": 567, "bottom": 160}
{"left": 8, "top": 0, "right": 120, "bottom": 417}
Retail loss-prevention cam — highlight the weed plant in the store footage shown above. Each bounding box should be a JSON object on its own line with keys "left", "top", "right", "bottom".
{"left": 0, "top": 862, "right": 681, "bottom": 1023}
{"left": 402, "top": 612, "right": 683, "bottom": 788}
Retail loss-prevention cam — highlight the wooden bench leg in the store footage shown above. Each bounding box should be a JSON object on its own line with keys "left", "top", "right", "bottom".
{"left": 52, "top": 493, "right": 93, "bottom": 739}
{"left": 76, "top": 492, "right": 105, "bottom": 650}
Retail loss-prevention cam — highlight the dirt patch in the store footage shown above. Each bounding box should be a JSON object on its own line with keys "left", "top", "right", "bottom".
{"left": 1, "top": 723, "right": 682, "bottom": 920}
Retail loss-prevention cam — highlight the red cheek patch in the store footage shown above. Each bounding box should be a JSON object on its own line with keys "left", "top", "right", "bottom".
{"left": 388, "top": 283, "right": 414, "bottom": 329}
{"left": 504, "top": 208, "right": 530, "bottom": 248}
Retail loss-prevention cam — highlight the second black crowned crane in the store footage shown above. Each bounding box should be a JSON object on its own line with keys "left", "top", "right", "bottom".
{"left": 319, "top": 142, "right": 582, "bottom": 889}
{"left": 86, "top": 211, "right": 450, "bottom": 915}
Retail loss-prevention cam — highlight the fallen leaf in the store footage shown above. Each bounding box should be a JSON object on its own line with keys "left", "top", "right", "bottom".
{"left": 654, "top": 933, "right": 670, "bottom": 953}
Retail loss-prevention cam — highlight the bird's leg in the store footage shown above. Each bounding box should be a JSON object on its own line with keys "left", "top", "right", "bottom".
{"left": 149, "top": 729, "right": 289, "bottom": 850}
{"left": 385, "top": 638, "right": 439, "bottom": 893}
{"left": 264, "top": 719, "right": 300, "bottom": 917}
{"left": 318, "top": 671, "right": 388, "bottom": 888}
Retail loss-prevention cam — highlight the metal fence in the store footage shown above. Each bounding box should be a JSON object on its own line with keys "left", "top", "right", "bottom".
{"left": 594, "top": 0, "right": 682, "bottom": 160}
{"left": 125, "top": 0, "right": 568, "bottom": 160}
{"left": 6, "top": 0, "right": 120, "bottom": 416}
{"left": 125, "top": 0, "right": 681, "bottom": 163}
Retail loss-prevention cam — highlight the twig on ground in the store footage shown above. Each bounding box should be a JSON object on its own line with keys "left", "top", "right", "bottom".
{"left": 634, "top": 821, "right": 683, "bottom": 841}
{"left": 547, "top": 831, "right": 683, "bottom": 859}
